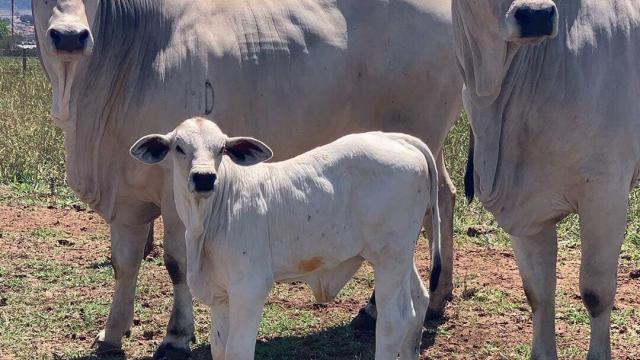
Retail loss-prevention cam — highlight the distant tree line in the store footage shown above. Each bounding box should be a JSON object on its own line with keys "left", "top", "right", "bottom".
{"left": 0, "top": 18, "right": 10, "bottom": 40}
{"left": 19, "top": 14, "right": 33, "bottom": 25}
{"left": 0, "top": 15, "right": 33, "bottom": 49}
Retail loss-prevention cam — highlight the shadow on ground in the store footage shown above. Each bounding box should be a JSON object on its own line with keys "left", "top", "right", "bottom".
{"left": 192, "top": 324, "right": 377, "bottom": 360}
{"left": 63, "top": 319, "right": 445, "bottom": 360}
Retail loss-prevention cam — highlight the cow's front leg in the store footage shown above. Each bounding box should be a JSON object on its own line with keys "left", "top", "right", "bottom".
{"left": 225, "top": 282, "right": 270, "bottom": 359}
{"left": 511, "top": 226, "right": 558, "bottom": 360}
{"left": 210, "top": 296, "right": 230, "bottom": 360}
{"left": 578, "top": 190, "right": 627, "bottom": 360}
{"left": 94, "top": 222, "right": 151, "bottom": 353}
{"left": 153, "top": 201, "right": 195, "bottom": 360}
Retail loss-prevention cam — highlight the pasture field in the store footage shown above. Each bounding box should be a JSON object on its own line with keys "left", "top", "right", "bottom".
{"left": 0, "top": 56, "right": 639, "bottom": 359}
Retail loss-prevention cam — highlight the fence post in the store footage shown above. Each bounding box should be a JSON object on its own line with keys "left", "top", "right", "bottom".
{"left": 22, "top": 48, "right": 27, "bottom": 73}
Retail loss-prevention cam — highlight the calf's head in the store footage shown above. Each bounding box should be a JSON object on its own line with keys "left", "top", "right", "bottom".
{"left": 129, "top": 118, "right": 273, "bottom": 198}
{"left": 452, "top": 0, "right": 558, "bottom": 100}
{"left": 33, "top": 0, "right": 99, "bottom": 124}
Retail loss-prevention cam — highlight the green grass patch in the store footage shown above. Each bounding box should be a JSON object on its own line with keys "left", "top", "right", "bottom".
{"left": 30, "top": 227, "right": 65, "bottom": 239}
{"left": 467, "top": 287, "right": 520, "bottom": 315}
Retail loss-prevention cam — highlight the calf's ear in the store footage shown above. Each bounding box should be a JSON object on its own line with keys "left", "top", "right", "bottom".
{"left": 224, "top": 137, "right": 273, "bottom": 166}
{"left": 130, "top": 134, "right": 171, "bottom": 164}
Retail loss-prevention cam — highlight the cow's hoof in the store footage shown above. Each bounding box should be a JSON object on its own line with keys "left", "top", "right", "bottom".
{"left": 350, "top": 308, "right": 376, "bottom": 332}
{"left": 425, "top": 292, "right": 452, "bottom": 321}
{"left": 153, "top": 343, "right": 192, "bottom": 360}
{"left": 425, "top": 307, "right": 444, "bottom": 321}
{"left": 93, "top": 340, "right": 125, "bottom": 357}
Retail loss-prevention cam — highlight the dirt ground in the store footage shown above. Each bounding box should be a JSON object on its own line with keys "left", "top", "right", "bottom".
{"left": 0, "top": 195, "right": 639, "bottom": 360}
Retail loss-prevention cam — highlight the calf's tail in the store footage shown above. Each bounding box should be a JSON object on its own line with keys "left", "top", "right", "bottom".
{"left": 424, "top": 144, "right": 442, "bottom": 294}
{"left": 397, "top": 135, "right": 442, "bottom": 294}
{"left": 464, "top": 125, "right": 475, "bottom": 203}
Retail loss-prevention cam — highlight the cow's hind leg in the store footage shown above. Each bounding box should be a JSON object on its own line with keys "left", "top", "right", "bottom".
{"left": 425, "top": 152, "right": 455, "bottom": 319}
{"left": 511, "top": 226, "right": 558, "bottom": 360}
{"left": 578, "top": 190, "right": 627, "bottom": 360}
{"left": 154, "top": 192, "right": 195, "bottom": 360}
{"left": 400, "top": 263, "right": 429, "bottom": 359}
{"left": 94, "top": 222, "right": 151, "bottom": 353}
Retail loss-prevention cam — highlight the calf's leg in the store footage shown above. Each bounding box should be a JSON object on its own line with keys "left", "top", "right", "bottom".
{"left": 153, "top": 200, "right": 195, "bottom": 360}
{"left": 578, "top": 191, "right": 627, "bottom": 360}
{"left": 400, "top": 263, "right": 429, "bottom": 359}
{"left": 225, "top": 282, "right": 270, "bottom": 359}
{"left": 94, "top": 222, "right": 151, "bottom": 352}
{"left": 373, "top": 262, "right": 414, "bottom": 360}
{"left": 511, "top": 226, "right": 558, "bottom": 360}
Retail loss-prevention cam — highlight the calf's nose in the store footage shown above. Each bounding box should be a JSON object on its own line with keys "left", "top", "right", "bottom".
{"left": 191, "top": 172, "right": 217, "bottom": 193}
{"left": 49, "top": 28, "right": 91, "bottom": 52}
{"left": 515, "top": 5, "right": 557, "bottom": 38}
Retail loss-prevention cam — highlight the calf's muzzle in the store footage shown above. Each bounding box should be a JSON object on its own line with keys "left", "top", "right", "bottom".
{"left": 190, "top": 172, "right": 217, "bottom": 194}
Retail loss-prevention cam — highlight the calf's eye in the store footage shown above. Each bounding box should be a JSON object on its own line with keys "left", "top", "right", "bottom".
{"left": 176, "top": 145, "right": 185, "bottom": 155}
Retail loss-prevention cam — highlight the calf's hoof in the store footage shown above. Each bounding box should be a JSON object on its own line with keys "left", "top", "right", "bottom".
{"left": 350, "top": 308, "right": 377, "bottom": 332}
{"left": 153, "top": 343, "right": 192, "bottom": 360}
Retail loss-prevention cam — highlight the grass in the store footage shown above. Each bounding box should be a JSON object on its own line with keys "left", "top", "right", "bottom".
{"left": 0, "top": 56, "right": 639, "bottom": 359}
{"left": 0, "top": 57, "right": 67, "bottom": 191}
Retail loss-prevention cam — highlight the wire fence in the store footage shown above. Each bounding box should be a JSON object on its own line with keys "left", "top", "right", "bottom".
{"left": 0, "top": 48, "right": 40, "bottom": 74}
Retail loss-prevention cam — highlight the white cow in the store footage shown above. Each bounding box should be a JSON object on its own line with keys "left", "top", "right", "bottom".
{"left": 129, "top": 117, "right": 442, "bottom": 360}
{"left": 454, "top": 0, "right": 640, "bottom": 358}
{"left": 33, "top": 1, "right": 462, "bottom": 356}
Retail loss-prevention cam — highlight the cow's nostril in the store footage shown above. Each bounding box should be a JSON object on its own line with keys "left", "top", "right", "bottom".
{"left": 547, "top": 6, "right": 556, "bottom": 17}
{"left": 78, "top": 29, "right": 90, "bottom": 44}
{"left": 49, "top": 29, "right": 62, "bottom": 47}
{"left": 192, "top": 173, "right": 217, "bottom": 193}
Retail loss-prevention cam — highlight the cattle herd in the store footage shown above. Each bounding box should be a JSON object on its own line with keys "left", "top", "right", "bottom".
{"left": 22, "top": 0, "right": 640, "bottom": 359}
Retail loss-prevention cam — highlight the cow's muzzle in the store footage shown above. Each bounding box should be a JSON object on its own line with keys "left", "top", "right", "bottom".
{"left": 47, "top": 26, "right": 93, "bottom": 55}
{"left": 506, "top": 2, "right": 558, "bottom": 43}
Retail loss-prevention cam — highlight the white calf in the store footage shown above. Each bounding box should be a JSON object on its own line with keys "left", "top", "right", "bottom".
{"left": 130, "top": 117, "right": 441, "bottom": 360}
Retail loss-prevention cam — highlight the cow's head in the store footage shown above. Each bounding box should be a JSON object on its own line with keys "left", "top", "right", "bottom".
{"left": 130, "top": 118, "right": 273, "bottom": 198}
{"left": 452, "top": 0, "right": 558, "bottom": 101}
{"left": 33, "top": 0, "right": 99, "bottom": 124}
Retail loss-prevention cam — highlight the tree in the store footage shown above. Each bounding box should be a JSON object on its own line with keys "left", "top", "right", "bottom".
{"left": 0, "top": 19, "right": 10, "bottom": 39}
{"left": 20, "top": 15, "right": 33, "bottom": 25}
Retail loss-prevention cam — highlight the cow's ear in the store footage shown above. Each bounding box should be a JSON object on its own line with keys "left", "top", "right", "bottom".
{"left": 224, "top": 137, "right": 273, "bottom": 166}
{"left": 130, "top": 134, "right": 171, "bottom": 164}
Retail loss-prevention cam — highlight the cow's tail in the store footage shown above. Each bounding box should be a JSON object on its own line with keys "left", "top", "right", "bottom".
{"left": 397, "top": 135, "right": 442, "bottom": 294}
{"left": 464, "top": 125, "right": 475, "bottom": 204}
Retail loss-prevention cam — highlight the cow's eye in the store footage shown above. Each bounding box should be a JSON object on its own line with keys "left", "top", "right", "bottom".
{"left": 175, "top": 145, "right": 185, "bottom": 155}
